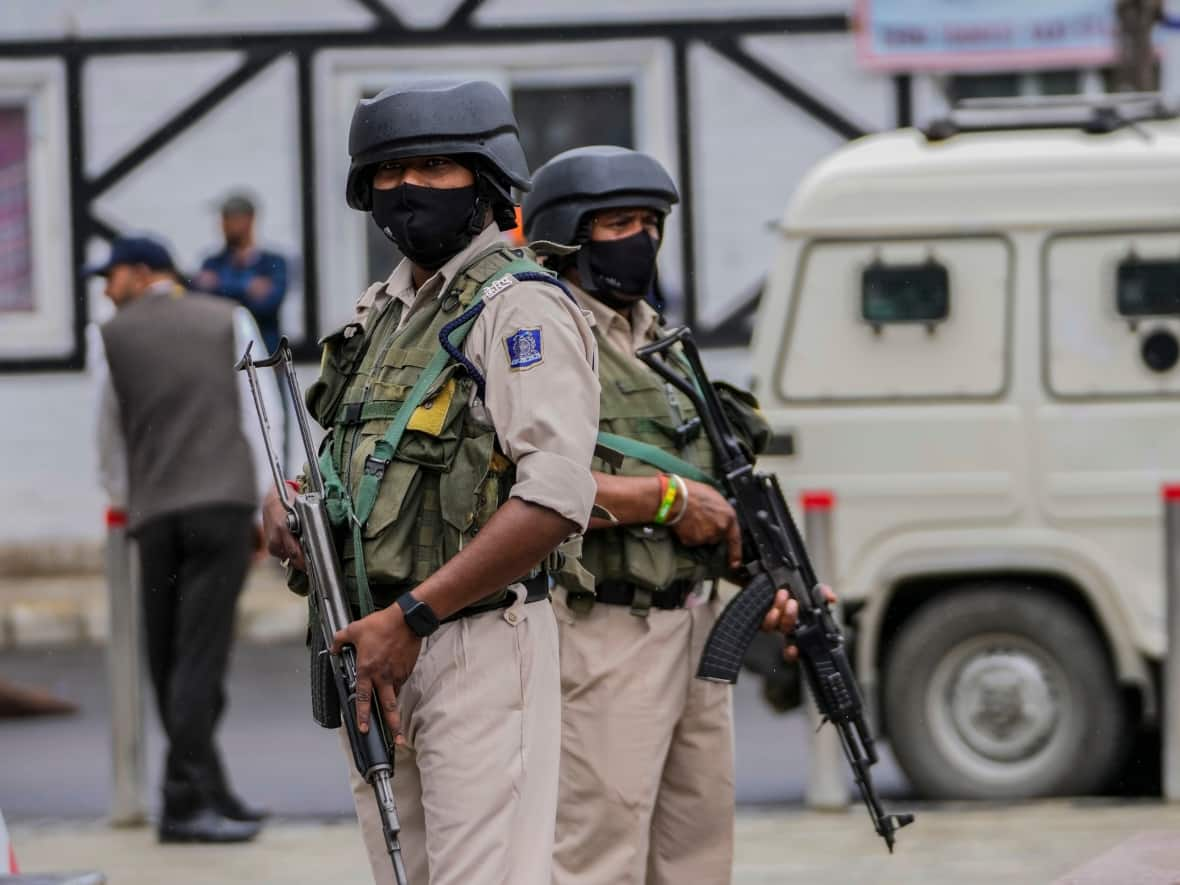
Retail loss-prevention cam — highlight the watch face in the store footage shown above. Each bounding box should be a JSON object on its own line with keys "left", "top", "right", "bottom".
{"left": 401, "top": 596, "right": 439, "bottom": 636}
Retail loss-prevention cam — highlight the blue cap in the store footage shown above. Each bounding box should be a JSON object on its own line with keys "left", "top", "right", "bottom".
{"left": 84, "top": 236, "right": 176, "bottom": 277}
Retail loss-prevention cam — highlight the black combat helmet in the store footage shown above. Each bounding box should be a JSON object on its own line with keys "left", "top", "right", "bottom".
{"left": 521, "top": 145, "right": 679, "bottom": 245}
{"left": 345, "top": 80, "right": 530, "bottom": 226}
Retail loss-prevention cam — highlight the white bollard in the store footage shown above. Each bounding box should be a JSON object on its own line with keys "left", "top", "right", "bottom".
{"left": 1164, "top": 485, "right": 1180, "bottom": 802}
{"left": 801, "top": 490, "right": 850, "bottom": 811}
{"left": 105, "top": 509, "right": 147, "bottom": 826}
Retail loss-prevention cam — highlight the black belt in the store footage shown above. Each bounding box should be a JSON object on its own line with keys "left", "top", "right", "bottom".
{"left": 442, "top": 572, "right": 550, "bottom": 623}
{"left": 594, "top": 579, "right": 697, "bottom": 611}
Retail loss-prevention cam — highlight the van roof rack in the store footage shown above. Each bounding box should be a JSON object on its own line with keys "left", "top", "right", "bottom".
{"left": 923, "top": 92, "right": 1177, "bottom": 141}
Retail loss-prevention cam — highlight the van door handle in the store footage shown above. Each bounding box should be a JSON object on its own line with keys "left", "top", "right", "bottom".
{"left": 766, "top": 430, "right": 795, "bottom": 457}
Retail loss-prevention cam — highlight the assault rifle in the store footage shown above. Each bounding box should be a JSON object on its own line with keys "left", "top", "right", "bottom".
{"left": 635, "top": 327, "right": 914, "bottom": 853}
{"left": 237, "top": 338, "right": 410, "bottom": 885}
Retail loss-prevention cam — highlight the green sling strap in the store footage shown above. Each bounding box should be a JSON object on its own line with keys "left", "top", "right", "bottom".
{"left": 595, "top": 431, "right": 718, "bottom": 488}
{"left": 319, "top": 257, "right": 547, "bottom": 616}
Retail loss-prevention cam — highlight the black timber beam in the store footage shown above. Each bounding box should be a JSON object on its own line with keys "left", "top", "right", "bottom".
{"left": 706, "top": 37, "right": 868, "bottom": 141}
{"left": 0, "top": 15, "right": 849, "bottom": 57}
{"left": 86, "top": 50, "right": 281, "bottom": 200}
{"left": 351, "top": 0, "right": 403, "bottom": 28}
{"left": 445, "top": 0, "right": 490, "bottom": 29}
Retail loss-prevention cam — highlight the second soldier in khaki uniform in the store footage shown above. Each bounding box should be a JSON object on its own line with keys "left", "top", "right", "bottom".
{"left": 523, "top": 146, "right": 803, "bottom": 885}
{"left": 265, "top": 82, "right": 599, "bottom": 885}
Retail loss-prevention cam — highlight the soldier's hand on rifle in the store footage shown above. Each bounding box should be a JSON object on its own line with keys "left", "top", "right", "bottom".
{"left": 332, "top": 604, "right": 421, "bottom": 742}
{"left": 262, "top": 485, "right": 305, "bottom": 571}
{"left": 776, "top": 584, "right": 838, "bottom": 663}
{"left": 671, "top": 479, "right": 743, "bottom": 570}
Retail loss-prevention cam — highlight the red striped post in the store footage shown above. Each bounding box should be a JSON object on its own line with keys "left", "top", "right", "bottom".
{"left": 105, "top": 506, "right": 146, "bottom": 825}
{"left": 800, "top": 489, "right": 848, "bottom": 810}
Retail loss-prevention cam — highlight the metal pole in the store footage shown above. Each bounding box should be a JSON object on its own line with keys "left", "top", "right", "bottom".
{"left": 105, "top": 508, "right": 147, "bottom": 826}
{"left": 1164, "top": 485, "right": 1180, "bottom": 802}
{"left": 801, "top": 490, "right": 849, "bottom": 811}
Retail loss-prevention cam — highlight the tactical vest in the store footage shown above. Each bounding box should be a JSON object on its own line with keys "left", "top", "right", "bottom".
{"left": 305, "top": 244, "right": 558, "bottom": 614}
{"left": 579, "top": 325, "right": 729, "bottom": 603}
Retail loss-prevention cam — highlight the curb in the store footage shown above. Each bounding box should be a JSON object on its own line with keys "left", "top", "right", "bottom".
{"left": 0, "top": 570, "right": 306, "bottom": 652}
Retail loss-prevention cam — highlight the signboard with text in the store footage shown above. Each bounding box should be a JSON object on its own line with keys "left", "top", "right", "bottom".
{"left": 856, "top": 0, "right": 1121, "bottom": 72}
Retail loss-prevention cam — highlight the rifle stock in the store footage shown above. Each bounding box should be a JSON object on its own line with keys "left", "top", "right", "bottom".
{"left": 636, "top": 327, "right": 914, "bottom": 853}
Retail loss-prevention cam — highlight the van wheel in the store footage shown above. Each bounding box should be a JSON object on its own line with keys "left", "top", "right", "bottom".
{"left": 883, "top": 586, "right": 1127, "bottom": 799}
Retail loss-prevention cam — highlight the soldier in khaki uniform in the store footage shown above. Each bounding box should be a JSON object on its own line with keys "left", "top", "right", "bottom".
{"left": 264, "top": 82, "right": 599, "bottom": 885}
{"left": 522, "top": 146, "right": 808, "bottom": 885}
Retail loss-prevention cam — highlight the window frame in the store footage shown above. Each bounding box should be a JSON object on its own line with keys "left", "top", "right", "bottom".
{"left": 775, "top": 233, "right": 1014, "bottom": 405}
{"left": 0, "top": 60, "right": 74, "bottom": 364}
{"left": 1041, "top": 226, "right": 1180, "bottom": 402}
{"left": 1114, "top": 256, "right": 1180, "bottom": 319}
{"left": 313, "top": 41, "right": 679, "bottom": 337}
{"left": 860, "top": 259, "right": 951, "bottom": 330}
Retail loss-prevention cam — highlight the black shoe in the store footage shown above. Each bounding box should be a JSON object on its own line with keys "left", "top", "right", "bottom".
{"left": 158, "top": 806, "right": 262, "bottom": 844}
{"left": 216, "top": 792, "right": 270, "bottom": 823}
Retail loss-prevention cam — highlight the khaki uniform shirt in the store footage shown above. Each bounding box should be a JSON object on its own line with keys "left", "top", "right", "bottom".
{"left": 355, "top": 225, "right": 600, "bottom": 529}
{"left": 567, "top": 281, "right": 662, "bottom": 366}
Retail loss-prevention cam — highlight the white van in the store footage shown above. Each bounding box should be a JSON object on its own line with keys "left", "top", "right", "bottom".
{"left": 750, "top": 96, "right": 1180, "bottom": 799}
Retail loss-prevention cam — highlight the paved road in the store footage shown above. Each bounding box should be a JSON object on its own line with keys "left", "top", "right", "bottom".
{"left": 1, "top": 641, "right": 909, "bottom": 820}
{"left": 12, "top": 802, "right": 1180, "bottom": 885}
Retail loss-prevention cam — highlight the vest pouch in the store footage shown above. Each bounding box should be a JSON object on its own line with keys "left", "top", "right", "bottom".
{"left": 306, "top": 322, "right": 367, "bottom": 429}
{"left": 714, "top": 381, "right": 770, "bottom": 458}
{"left": 609, "top": 371, "right": 670, "bottom": 419}
{"left": 344, "top": 436, "right": 429, "bottom": 587}
{"left": 438, "top": 429, "right": 497, "bottom": 551}
{"left": 359, "top": 366, "right": 471, "bottom": 472}
{"left": 619, "top": 522, "right": 680, "bottom": 591}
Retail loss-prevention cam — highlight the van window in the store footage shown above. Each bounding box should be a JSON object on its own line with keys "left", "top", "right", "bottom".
{"left": 1116, "top": 258, "right": 1180, "bottom": 318}
{"left": 862, "top": 262, "right": 949, "bottom": 328}
{"left": 1045, "top": 232, "right": 1180, "bottom": 397}
{"left": 779, "top": 237, "right": 1009, "bottom": 402}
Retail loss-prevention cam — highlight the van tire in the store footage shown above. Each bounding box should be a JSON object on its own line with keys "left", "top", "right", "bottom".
{"left": 883, "top": 586, "right": 1126, "bottom": 799}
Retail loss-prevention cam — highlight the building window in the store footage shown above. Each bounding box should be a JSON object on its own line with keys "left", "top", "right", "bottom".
{"left": 511, "top": 84, "right": 635, "bottom": 169}
{"left": 0, "top": 105, "right": 32, "bottom": 313}
{"left": 946, "top": 69, "right": 1089, "bottom": 103}
{"left": 362, "top": 82, "right": 638, "bottom": 285}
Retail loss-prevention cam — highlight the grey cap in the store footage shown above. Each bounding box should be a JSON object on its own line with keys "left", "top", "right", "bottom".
{"left": 220, "top": 192, "right": 255, "bottom": 216}
{"left": 345, "top": 80, "right": 531, "bottom": 211}
{"left": 521, "top": 145, "right": 679, "bottom": 245}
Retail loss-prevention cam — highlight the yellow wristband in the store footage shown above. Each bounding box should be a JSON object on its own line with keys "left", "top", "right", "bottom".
{"left": 653, "top": 474, "right": 679, "bottom": 524}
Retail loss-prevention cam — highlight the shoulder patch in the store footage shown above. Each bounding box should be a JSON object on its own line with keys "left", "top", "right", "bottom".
{"left": 482, "top": 273, "right": 518, "bottom": 302}
{"left": 505, "top": 327, "right": 543, "bottom": 371}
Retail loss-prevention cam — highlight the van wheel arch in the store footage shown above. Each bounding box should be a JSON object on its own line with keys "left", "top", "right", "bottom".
{"left": 874, "top": 571, "right": 1122, "bottom": 696}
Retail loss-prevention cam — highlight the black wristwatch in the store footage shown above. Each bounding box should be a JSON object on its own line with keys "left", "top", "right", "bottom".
{"left": 396, "top": 592, "right": 441, "bottom": 638}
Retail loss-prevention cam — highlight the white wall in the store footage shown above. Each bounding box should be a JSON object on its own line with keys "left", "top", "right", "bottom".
{"left": 8, "top": 0, "right": 1180, "bottom": 558}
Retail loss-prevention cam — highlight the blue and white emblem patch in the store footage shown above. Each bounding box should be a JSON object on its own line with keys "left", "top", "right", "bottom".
{"left": 505, "top": 327, "right": 543, "bottom": 371}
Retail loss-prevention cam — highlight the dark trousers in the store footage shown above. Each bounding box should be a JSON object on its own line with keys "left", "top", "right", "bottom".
{"left": 135, "top": 504, "right": 254, "bottom": 817}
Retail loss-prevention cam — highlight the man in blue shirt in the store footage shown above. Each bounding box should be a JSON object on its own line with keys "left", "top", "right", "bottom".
{"left": 194, "top": 193, "right": 287, "bottom": 353}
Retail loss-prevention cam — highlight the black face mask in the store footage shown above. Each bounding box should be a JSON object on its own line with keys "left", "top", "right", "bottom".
{"left": 580, "top": 231, "right": 659, "bottom": 308}
{"left": 371, "top": 183, "right": 479, "bottom": 271}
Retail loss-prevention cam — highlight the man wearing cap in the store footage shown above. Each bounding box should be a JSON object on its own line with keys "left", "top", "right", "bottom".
{"left": 522, "top": 146, "right": 813, "bottom": 885}
{"left": 261, "top": 81, "right": 599, "bottom": 884}
{"left": 89, "top": 236, "right": 281, "bottom": 843}
{"left": 194, "top": 193, "right": 288, "bottom": 354}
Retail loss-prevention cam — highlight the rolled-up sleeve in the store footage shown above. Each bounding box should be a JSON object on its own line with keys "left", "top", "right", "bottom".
{"left": 467, "top": 280, "right": 600, "bottom": 530}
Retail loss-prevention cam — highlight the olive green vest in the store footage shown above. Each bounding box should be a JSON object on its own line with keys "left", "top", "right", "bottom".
{"left": 306, "top": 245, "right": 549, "bottom": 612}
{"left": 580, "top": 325, "right": 728, "bottom": 601}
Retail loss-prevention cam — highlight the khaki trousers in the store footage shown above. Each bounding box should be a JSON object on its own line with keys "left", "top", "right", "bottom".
{"left": 552, "top": 589, "right": 735, "bottom": 885}
{"left": 343, "top": 595, "right": 561, "bottom": 885}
